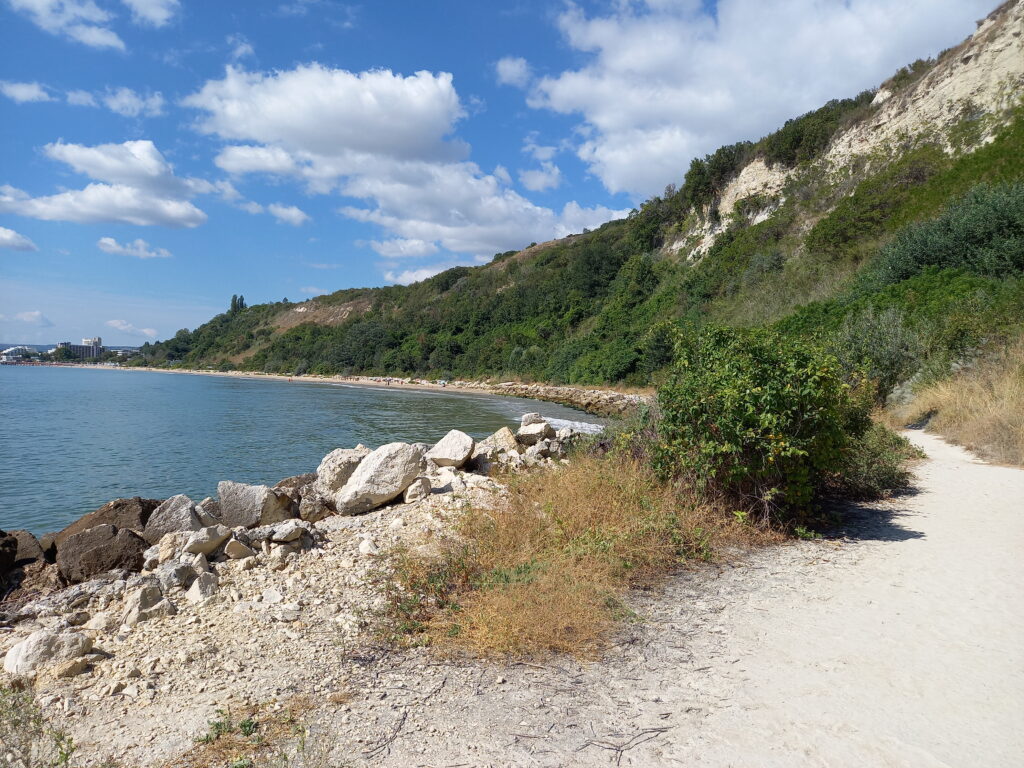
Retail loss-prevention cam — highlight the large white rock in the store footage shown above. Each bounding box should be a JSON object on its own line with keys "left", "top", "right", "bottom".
{"left": 480, "top": 426, "right": 521, "bottom": 454}
{"left": 334, "top": 443, "right": 424, "bottom": 515}
{"left": 314, "top": 447, "right": 371, "bottom": 498}
{"left": 143, "top": 495, "right": 202, "bottom": 545}
{"left": 217, "top": 481, "right": 293, "bottom": 528}
{"left": 224, "top": 538, "right": 255, "bottom": 560}
{"left": 4, "top": 630, "right": 93, "bottom": 676}
{"left": 425, "top": 429, "right": 475, "bottom": 468}
{"left": 517, "top": 421, "right": 555, "bottom": 446}
{"left": 183, "top": 525, "right": 231, "bottom": 556}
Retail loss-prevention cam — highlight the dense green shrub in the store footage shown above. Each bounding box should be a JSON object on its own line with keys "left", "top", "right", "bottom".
{"left": 830, "top": 423, "right": 919, "bottom": 499}
{"left": 655, "top": 327, "right": 871, "bottom": 521}
{"left": 829, "top": 306, "right": 924, "bottom": 399}
{"left": 856, "top": 182, "right": 1024, "bottom": 293}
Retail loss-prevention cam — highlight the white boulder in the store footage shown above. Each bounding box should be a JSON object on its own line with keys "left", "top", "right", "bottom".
{"left": 521, "top": 412, "right": 545, "bottom": 427}
{"left": 314, "top": 447, "right": 371, "bottom": 498}
{"left": 425, "top": 429, "right": 475, "bottom": 468}
{"left": 403, "top": 477, "right": 432, "bottom": 503}
{"left": 517, "top": 421, "right": 555, "bottom": 446}
{"left": 4, "top": 630, "right": 93, "bottom": 676}
{"left": 334, "top": 443, "right": 425, "bottom": 515}
{"left": 183, "top": 525, "right": 231, "bottom": 556}
{"left": 217, "top": 481, "right": 293, "bottom": 528}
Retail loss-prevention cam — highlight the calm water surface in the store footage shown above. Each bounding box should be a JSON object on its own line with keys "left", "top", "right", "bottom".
{"left": 0, "top": 366, "right": 601, "bottom": 535}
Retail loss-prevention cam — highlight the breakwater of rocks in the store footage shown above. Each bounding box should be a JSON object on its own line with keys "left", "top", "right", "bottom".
{"left": 0, "top": 413, "right": 583, "bottom": 693}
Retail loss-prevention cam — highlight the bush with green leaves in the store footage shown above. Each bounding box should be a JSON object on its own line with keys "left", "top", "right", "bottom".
{"left": 831, "top": 423, "right": 920, "bottom": 500}
{"left": 856, "top": 181, "right": 1024, "bottom": 294}
{"left": 0, "top": 685, "right": 76, "bottom": 768}
{"left": 654, "top": 327, "right": 871, "bottom": 521}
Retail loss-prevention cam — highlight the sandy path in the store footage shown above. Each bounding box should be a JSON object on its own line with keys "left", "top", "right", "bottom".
{"left": 321, "top": 430, "right": 1023, "bottom": 767}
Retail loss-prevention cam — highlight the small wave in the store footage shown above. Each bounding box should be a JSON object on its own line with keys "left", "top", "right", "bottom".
{"left": 546, "top": 417, "right": 605, "bottom": 434}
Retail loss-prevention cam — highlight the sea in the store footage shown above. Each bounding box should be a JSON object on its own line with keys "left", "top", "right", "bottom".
{"left": 0, "top": 366, "right": 603, "bottom": 536}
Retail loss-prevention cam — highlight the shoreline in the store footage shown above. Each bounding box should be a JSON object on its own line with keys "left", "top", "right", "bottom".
{"left": 20, "top": 363, "right": 651, "bottom": 417}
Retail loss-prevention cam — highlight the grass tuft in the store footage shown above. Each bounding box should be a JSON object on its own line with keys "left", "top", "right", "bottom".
{"left": 378, "top": 454, "right": 768, "bottom": 657}
{"left": 889, "top": 339, "right": 1024, "bottom": 465}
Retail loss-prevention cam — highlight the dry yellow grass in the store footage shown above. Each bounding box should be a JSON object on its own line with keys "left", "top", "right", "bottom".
{"left": 381, "top": 455, "right": 768, "bottom": 658}
{"left": 889, "top": 340, "right": 1024, "bottom": 466}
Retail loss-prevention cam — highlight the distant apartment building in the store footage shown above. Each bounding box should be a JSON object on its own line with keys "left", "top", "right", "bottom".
{"left": 56, "top": 337, "right": 105, "bottom": 360}
{"left": 0, "top": 345, "right": 34, "bottom": 361}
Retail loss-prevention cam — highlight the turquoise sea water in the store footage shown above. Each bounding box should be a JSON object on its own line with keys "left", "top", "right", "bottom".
{"left": 0, "top": 366, "right": 601, "bottom": 536}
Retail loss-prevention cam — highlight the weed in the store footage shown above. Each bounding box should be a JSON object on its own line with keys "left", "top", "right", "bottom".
{"left": 0, "top": 684, "right": 76, "bottom": 768}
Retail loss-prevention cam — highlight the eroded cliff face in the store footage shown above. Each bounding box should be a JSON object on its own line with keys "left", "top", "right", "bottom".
{"left": 669, "top": 0, "right": 1024, "bottom": 259}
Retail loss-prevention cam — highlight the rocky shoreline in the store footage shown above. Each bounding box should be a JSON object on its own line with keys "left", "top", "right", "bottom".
{"left": 0, "top": 413, "right": 588, "bottom": 765}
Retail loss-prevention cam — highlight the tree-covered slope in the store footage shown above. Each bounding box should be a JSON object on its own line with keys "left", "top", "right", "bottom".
{"left": 138, "top": 3, "right": 1024, "bottom": 399}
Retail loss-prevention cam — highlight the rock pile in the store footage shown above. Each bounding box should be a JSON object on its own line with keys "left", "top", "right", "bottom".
{"left": 0, "top": 415, "right": 584, "bottom": 690}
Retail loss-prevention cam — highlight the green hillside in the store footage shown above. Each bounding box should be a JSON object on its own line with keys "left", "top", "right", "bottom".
{"left": 137, "top": 71, "right": 1024, "bottom": 406}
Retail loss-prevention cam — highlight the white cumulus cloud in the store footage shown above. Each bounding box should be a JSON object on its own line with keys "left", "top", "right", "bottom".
{"left": 495, "top": 56, "right": 531, "bottom": 88}
{"left": 102, "top": 87, "right": 164, "bottom": 117}
{"left": 97, "top": 236, "right": 171, "bottom": 258}
{"left": 383, "top": 266, "right": 451, "bottom": 285}
{"left": 299, "top": 285, "right": 328, "bottom": 295}
{"left": 67, "top": 89, "right": 98, "bottom": 106}
{"left": 106, "top": 318, "right": 158, "bottom": 337}
{"left": 0, "top": 226, "right": 39, "bottom": 251}
{"left": 0, "top": 140, "right": 213, "bottom": 227}
{"left": 525, "top": 0, "right": 995, "bottom": 197}
{"left": 2, "top": 310, "right": 54, "bottom": 327}
{"left": 369, "top": 238, "right": 439, "bottom": 258}
{"left": 519, "top": 162, "right": 562, "bottom": 192}
{"left": 120, "top": 0, "right": 179, "bottom": 27}
{"left": 0, "top": 81, "right": 53, "bottom": 103}
{"left": 8, "top": 0, "right": 125, "bottom": 49}
{"left": 268, "top": 203, "right": 310, "bottom": 226}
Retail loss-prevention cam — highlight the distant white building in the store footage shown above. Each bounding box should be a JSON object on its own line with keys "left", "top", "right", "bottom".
{"left": 82, "top": 336, "right": 102, "bottom": 347}
{"left": 0, "top": 345, "right": 34, "bottom": 361}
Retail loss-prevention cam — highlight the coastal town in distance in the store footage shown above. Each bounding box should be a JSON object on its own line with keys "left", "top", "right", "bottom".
{"left": 0, "top": 337, "right": 139, "bottom": 365}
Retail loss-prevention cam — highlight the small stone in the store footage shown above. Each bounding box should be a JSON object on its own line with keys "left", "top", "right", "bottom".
{"left": 403, "top": 477, "right": 431, "bottom": 504}
{"left": 224, "top": 538, "right": 256, "bottom": 560}
{"left": 184, "top": 572, "right": 219, "bottom": 604}
{"left": 358, "top": 538, "right": 378, "bottom": 556}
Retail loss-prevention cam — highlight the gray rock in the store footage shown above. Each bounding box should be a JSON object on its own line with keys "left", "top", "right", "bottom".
{"left": 313, "top": 447, "right": 370, "bottom": 498}
{"left": 217, "top": 481, "right": 293, "bottom": 528}
{"left": 141, "top": 544, "right": 160, "bottom": 571}
{"left": 517, "top": 421, "right": 555, "bottom": 446}
{"left": 0, "top": 531, "right": 16, "bottom": 577}
{"left": 425, "top": 429, "right": 475, "bottom": 468}
{"left": 334, "top": 443, "right": 425, "bottom": 515}
{"left": 224, "top": 538, "right": 255, "bottom": 560}
{"left": 155, "top": 561, "right": 195, "bottom": 592}
{"left": 183, "top": 525, "right": 231, "bottom": 556}
{"left": 185, "top": 572, "right": 219, "bottom": 604}
{"left": 403, "top": 477, "right": 432, "bottom": 503}
{"left": 298, "top": 490, "right": 332, "bottom": 523}
{"left": 195, "top": 498, "right": 221, "bottom": 526}
{"left": 480, "top": 426, "right": 521, "bottom": 454}
{"left": 3, "top": 630, "right": 93, "bottom": 676}
{"left": 143, "top": 495, "right": 202, "bottom": 545}
{"left": 521, "top": 412, "right": 545, "bottom": 427}
{"left": 270, "top": 520, "right": 305, "bottom": 543}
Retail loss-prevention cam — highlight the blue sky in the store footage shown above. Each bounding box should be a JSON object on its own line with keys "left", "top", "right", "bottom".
{"left": 0, "top": 0, "right": 995, "bottom": 345}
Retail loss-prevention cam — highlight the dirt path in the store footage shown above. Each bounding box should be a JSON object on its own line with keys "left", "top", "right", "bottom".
{"left": 320, "top": 431, "right": 1022, "bottom": 767}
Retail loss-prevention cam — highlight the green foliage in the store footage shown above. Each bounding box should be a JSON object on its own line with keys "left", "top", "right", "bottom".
{"left": 0, "top": 684, "right": 76, "bottom": 768}
{"left": 856, "top": 181, "right": 1024, "bottom": 293}
{"left": 654, "top": 327, "right": 871, "bottom": 520}
{"left": 759, "top": 91, "right": 875, "bottom": 168}
{"left": 831, "top": 423, "right": 920, "bottom": 499}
